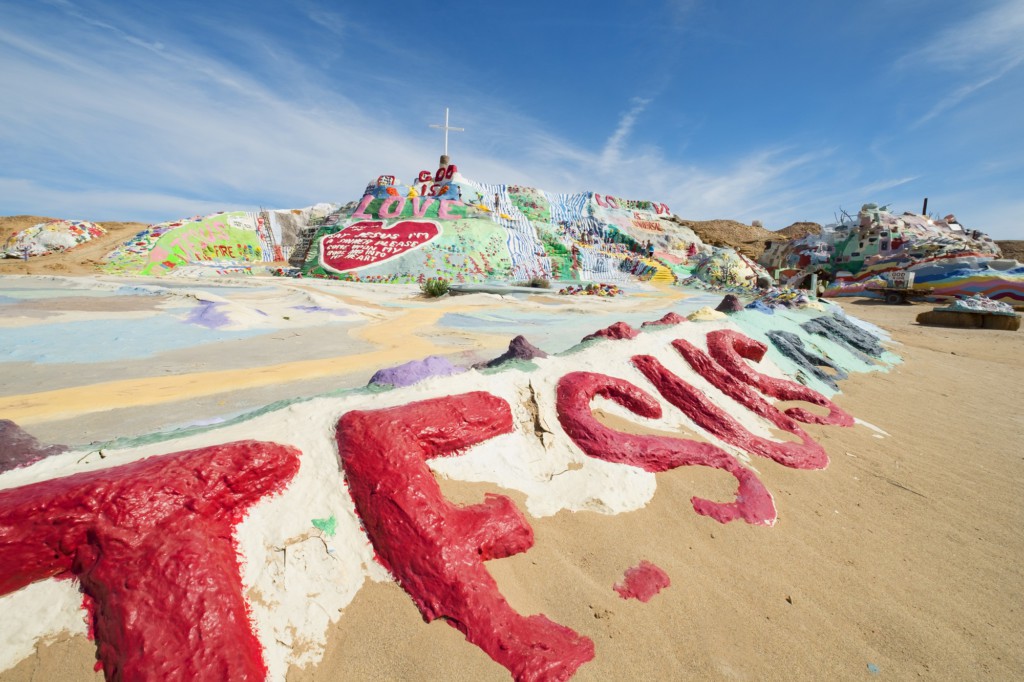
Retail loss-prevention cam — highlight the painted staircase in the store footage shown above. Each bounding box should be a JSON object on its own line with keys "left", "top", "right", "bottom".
{"left": 646, "top": 258, "right": 676, "bottom": 284}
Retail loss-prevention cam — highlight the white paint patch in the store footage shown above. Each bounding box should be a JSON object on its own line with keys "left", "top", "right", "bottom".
{"left": 855, "top": 418, "right": 891, "bottom": 437}
{"left": 0, "top": 580, "right": 88, "bottom": 673}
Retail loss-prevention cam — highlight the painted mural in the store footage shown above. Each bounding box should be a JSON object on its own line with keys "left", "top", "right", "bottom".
{"left": 102, "top": 211, "right": 278, "bottom": 276}
{"left": 85, "top": 160, "right": 789, "bottom": 291}
{"left": 0, "top": 296, "right": 897, "bottom": 681}
{"left": 291, "top": 161, "right": 708, "bottom": 285}
{"left": 2, "top": 220, "right": 106, "bottom": 258}
{"left": 688, "top": 248, "right": 771, "bottom": 288}
{"left": 758, "top": 203, "right": 1023, "bottom": 303}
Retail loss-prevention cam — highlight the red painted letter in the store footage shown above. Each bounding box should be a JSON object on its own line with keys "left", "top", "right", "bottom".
{"left": 705, "top": 329, "right": 853, "bottom": 426}
{"left": 336, "top": 393, "right": 594, "bottom": 681}
{"left": 0, "top": 440, "right": 301, "bottom": 681}
{"left": 669, "top": 338, "right": 830, "bottom": 468}
{"left": 556, "top": 372, "right": 776, "bottom": 525}
{"left": 632, "top": 353, "right": 828, "bottom": 470}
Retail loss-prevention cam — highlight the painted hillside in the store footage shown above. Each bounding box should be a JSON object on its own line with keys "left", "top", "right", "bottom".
{"left": 297, "top": 162, "right": 701, "bottom": 286}
{"left": 101, "top": 205, "right": 339, "bottom": 278}
{"left": 55, "top": 158, "right": 780, "bottom": 291}
{"left": 758, "top": 203, "right": 1024, "bottom": 303}
{"left": 1, "top": 220, "right": 107, "bottom": 259}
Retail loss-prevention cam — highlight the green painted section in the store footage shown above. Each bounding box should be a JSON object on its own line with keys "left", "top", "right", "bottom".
{"left": 103, "top": 212, "right": 267, "bottom": 276}
{"left": 312, "top": 515, "right": 338, "bottom": 537}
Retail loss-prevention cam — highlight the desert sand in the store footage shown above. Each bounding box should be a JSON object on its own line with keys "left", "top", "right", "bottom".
{"left": 1, "top": 265, "right": 1021, "bottom": 680}
{"left": 289, "top": 298, "right": 1024, "bottom": 681}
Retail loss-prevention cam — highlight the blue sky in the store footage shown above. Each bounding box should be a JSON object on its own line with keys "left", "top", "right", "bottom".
{"left": 1, "top": 0, "right": 1021, "bottom": 239}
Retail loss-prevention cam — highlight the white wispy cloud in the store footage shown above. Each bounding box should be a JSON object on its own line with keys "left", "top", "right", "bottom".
{"left": 299, "top": 1, "right": 346, "bottom": 38}
{"left": 900, "top": 0, "right": 1024, "bottom": 127}
{"left": 913, "top": 55, "right": 1024, "bottom": 127}
{"left": 900, "top": 0, "right": 1024, "bottom": 71}
{"left": 4, "top": 0, "right": 976, "bottom": 237}
{"left": 665, "top": 0, "right": 703, "bottom": 29}
{"left": 856, "top": 175, "right": 922, "bottom": 196}
{"left": 598, "top": 98, "right": 651, "bottom": 171}
{"left": 2, "top": 4, "right": 835, "bottom": 229}
{"left": 0, "top": 179, "right": 247, "bottom": 223}
{"left": 0, "top": 8, "right": 431, "bottom": 219}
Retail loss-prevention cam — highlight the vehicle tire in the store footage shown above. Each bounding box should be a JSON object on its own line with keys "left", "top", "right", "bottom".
{"left": 885, "top": 292, "right": 904, "bottom": 305}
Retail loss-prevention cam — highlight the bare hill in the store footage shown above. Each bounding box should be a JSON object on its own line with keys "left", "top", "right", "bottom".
{"left": 775, "top": 221, "right": 822, "bottom": 240}
{"left": 996, "top": 240, "right": 1024, "bottom": 262}
{"left": 0, "top": 215, "right": 148, "bottom": 276}
{"left": 668, "top": 216, "right": 779, "bottom": 259}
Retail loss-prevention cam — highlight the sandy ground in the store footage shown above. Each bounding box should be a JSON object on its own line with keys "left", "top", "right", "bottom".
{"left": 2, "top": 294, "right": 1021, "bottom": 681}
{"left": 287, "top": 298, "right": 1024, "bottom": 681}
{"left": 0, "top": 277, "right": 693, "bottom": 444}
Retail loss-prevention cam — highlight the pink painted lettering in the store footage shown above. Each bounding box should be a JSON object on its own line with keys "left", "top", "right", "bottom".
{"left": 378, "top": 196, "right": 406, "bottom": 219}
{"left": 631, "top": 353, "right": 827, "bottom": 470}
{"left": 705, "top": 330, "right": 853, "bottom": 426}
{"left": 556, "top": 371, "right": 777, "bottom": 525}
{"left": 352, "top": 194, "right": 374, "bottom": 219}
{"left": 438, "top": 199, "right": 463, "bottom": 220}
{"left": 411, "top": 197, "right": 436, "bottom": 217}
{"left": 671, "top": 337, "right": 843, "bottom": 467}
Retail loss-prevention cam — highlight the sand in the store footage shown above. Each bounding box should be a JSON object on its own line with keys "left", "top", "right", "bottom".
{"left": 0, "top": 276, "right": 694, "bottom": 443}
{"left": 2, "top": 290, "right": 1021, "bottom": 681}
{"left": 288, "top": 298, "right": 1024, "bottom": 681}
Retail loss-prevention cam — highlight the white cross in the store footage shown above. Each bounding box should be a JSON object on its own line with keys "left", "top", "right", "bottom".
{"left": 429, "top": 107, "right": 464, "bottom": 157}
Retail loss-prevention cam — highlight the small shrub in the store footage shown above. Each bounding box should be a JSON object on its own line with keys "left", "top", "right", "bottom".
{"left": 515, "top": 276, "right": 551, "bottom": 289}
{"left": 527, "top": 276, "right": 550, "bottom": 289}
{"left": 420, "top": 277, "right": 450, "bottom": 298}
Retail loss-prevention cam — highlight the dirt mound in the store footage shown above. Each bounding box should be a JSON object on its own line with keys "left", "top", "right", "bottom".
{"left": 669, "top": 217, "right": 779, "bottom": 259}
{"left": 0, "top": 215, "right": 148, "bottom": 275}
{"left": 0, "top": 215, "right": 54, "bottom": 237}
{"left": 996, "top": 240, "right": 1024, "bottom": 263}
{"left": 775, "top": 221, "right": 822, "bottom": 240}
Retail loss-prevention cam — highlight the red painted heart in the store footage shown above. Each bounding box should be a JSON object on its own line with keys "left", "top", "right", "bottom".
{"left": 319, "top": 220, "right": 441, "bottom": 273}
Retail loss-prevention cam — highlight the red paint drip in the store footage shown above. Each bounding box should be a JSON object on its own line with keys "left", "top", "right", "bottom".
{"left": 613, "top": 561, "right": 671, "bottom": 602}
{"left": 632, "top": 351, "right": 828, "bottom": 470}
{"left": 581, "top": 321, "right": 640, "bottom": 343}
{"left": 0, "top": 440, "right": 300, "bottom": 681}
{"left": 336, "top": 392, "right": 594, "bottom": 682}
{"left": 641, "top": 312, "right": 688, "bottom": 328}
{"left": 555, "top": 371, "right": 776, "bottom": 525}
{"left": 705, "top": 329, "right": 854, "bottom": 426}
